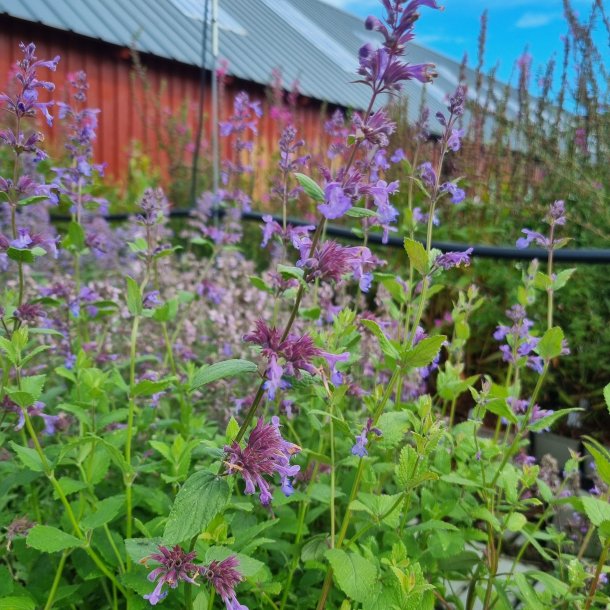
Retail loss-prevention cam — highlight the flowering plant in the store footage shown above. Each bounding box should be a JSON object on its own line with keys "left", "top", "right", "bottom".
{"left": 0, "top": 3, "right": 609, "bottom": 610}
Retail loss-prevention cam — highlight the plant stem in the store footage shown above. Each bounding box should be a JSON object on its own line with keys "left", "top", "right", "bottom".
{"left": 583, "top": 537, "right": 610, "bottom": 610}
{"left": 125, "top": 315, "right": 141, "bottom": 558}
{"left": 44, "top": 551, "right": 69, "bottom": 610}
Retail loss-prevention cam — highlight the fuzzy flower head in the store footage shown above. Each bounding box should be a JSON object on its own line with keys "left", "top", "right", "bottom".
{"left": 244, "top": 320, "right": 323, "bottom": 398}
{"left": 224, "top": 416, "right": 300, "bottom": 505}
{"left": 201, "top": 555, "right": 248, "bottom": 610}
{"left": 141, "top": 545, "right": 199, "bottom": 605}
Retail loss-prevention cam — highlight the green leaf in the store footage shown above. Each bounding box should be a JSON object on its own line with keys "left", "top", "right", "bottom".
{"left": 225, "top": 417, "right": 240, "bottom": 444}
{"left": 404, "top": 238, "right": 428, "bottom": 275}
{"left": 481, "top": 398, "right": 517, "bottom": 424}
{"left": 276, "top": 264, "right": 305, "bottom": 284}
{"left": 81, "top": 496, "right": 124, "bottom": 530}
{"left": 535, "top": 326, "right": 564, "bottom": 360}
{"left": 604, "top": 383, "right": 610, "bottom": 414}
{"left": 132, "top": 377, "right": 176, "bottom": 397}
{"left": 583, "top": 437, "right": 610, "bottom": 486}
{"left": 361, "top": 319, "right": 400, "bottom": 361}
{"left": 18, "top": 195, "right": 50, "bottom": 207}
{"left": 249, "top": 276, "right": 273, "bottom": 293}
{"left": 506, "top": 512, "right": 527, "bottom": 532}
{"left": 124, "top": 537, "right": 164, "bottom": 563}
{"left": 294, "top": 173, "right": 324, "bottom": 202}
{"left": 125, "top": 276, "right": 142, "bottom": 316}
{"left": 9, "top": 442, "right": 45, "bottom": 472}
{"left": 402, "top": 335, "right": 446, "bottom": 369}
{"left": 528, "top": 408, "right": 582, "bottom": 432}
{"left": 580, "top": 496, "right": 610, "bottom": 527}
{"left": 553, "top": 268, "right": 576, "bottom": 290}
{"left": 326, "top": 549, "right": 378, "bottom": 604}
{"left": 26, "top": 524, "right": 84, "bottom": 553}
{"left": 0, "top": 597, "right": 36, "bottom": 610}
{"left": 6, "top": 246, "right": 46, "bottom": 263}
{"left": 163, "top": 470, "right": 230, "bottom": 544}
{"left": 64, "top": 221, "right": 86, "bottom": 251}
{"left": 345, "top": 207, "right": 378, "bottom": 218}
{"left": 190, "top": 359, "right": 257, "bottom": 392}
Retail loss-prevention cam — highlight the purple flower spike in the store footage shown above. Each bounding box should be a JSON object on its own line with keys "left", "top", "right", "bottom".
{"left": 141, "top": 545, "right": 199, "bottom": 606}
{"left": 224, "top": 417, "right": 301, "bottom": 505}
{"left": 351, "top": 418, "right": 382, "bottom": 458}
{"left": 201, "top": 556, "right": 248, "bottom": 610}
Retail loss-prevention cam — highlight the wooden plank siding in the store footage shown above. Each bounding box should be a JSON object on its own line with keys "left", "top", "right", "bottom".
{"left": 1, "top": 15, "right": 338, "bottom": 203}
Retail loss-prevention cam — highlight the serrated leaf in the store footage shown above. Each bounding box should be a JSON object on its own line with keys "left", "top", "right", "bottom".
{"left": 190, "top": 359, "right": 257, "bottom": 392}
{"left": 402, "top": 335, "right": 446, "bottom": 369}
{"left": 535, "top": 326, "right": 564, "bottom": 360}
{"left": 580, "top": 496, "right": 610, "bottom": 527}
{"left": 26, "top": 524, "right": 84, "bottom": 553}
{"left": 361, "top": 319, "right": 400, "bottom": 361}
{"left": 326, "top": 549, "right": 378, "bottom": 604}
{"left": 485, "top": 398, "right": 518, "bottom": 424}
{"left": 404, "top": 238, "right": 428, "bottom": 275}
{"left": 124, "top": 537, "right": 164, "bottom": 563}
{"left": 584, "top": 437, "right": 610, "bottom": 486}
{"left": 553, "top": 268, "right": 576, "bottom": 290}
{"left": 132, "top": 377, "right": 175, "bottom": 397}
{"left": 9, "top": 442, "right": 45, "bottom": 472}
{"left": 528, "top": 408, "right": 582, "bottom": 432}
{"left": 125, "top": 276, "right": 142, "bottom": 316}
{"left": 294, "top": 173, "right": 324, "bottom": 202}
{"left": 163, "top": 470, "right": 230, "bottom": 544}
{"left": 81, "top": 496, "right": 124, "bottom": 530}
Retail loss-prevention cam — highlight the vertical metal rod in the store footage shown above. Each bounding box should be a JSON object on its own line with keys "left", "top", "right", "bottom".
{"left": 190, "top": 0, "right": 210, "bottom": 205}
{"left": 211, "top": 0, "right": 220, "bottom": 225}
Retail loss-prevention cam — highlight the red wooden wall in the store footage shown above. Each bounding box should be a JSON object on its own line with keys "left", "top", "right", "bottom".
{"left": 0, "top": 16, "right": 334, "bottom": 199}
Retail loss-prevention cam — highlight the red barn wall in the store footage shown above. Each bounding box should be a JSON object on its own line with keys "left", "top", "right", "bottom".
{"left": 0, "top": 16, "right": 335, "bottom": 202}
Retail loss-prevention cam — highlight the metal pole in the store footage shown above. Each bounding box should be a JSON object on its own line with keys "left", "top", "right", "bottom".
{"left": 211, "top": 0, "right": 220, "bottom": 222}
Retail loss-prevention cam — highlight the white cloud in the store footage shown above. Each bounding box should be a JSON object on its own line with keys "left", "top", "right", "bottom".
{"left": 515, "top": 11, "right": 561, "bottom": 28}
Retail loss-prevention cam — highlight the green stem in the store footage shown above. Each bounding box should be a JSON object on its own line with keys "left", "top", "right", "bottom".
{"left": 583, "top": 537, "right": 610, "bottom": 610}
{"left": 43, "top": 551, "right": 69, "bottom": 610}
{"left": 125, "top": 315, "right": 141, "bottom": 557}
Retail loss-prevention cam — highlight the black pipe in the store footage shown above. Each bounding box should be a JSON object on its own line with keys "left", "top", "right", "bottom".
{"left": 49, "top": 208, "right": 610, "bottom": 264}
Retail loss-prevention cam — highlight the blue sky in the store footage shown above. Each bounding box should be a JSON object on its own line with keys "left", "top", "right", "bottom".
{"left": 321, "top": 0, "right": 604, "bottom": 91}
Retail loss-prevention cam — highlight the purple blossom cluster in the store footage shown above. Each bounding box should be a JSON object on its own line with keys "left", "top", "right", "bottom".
{"left": 516, "top": 200, "right": 567, "bottom": 250}
{"left": 493, "top": 305, "right": 544, "bottom": 374}
{"left": 141, "top": 546, "right": 247, "bottom": 609}
{"left": 224, "top": 416, "right": 301, "bottom": 505}
{"left": 352, "top": 417, "right": 383, "bottom": 457}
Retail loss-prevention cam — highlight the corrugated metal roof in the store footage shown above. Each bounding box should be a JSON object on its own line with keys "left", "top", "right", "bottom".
{"left": 0, "top": 0, "right": 521, "bottom": 130}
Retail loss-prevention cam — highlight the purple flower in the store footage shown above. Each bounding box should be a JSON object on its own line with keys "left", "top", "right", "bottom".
{"left": 419, "top": 162, "right": 436, "bottom": 188}
{"left": 516, "top": 228, "right": 547, "bottom": 249}
{"left": 440, "top": 181, "right": 465, "bottom": 204}
{"left": 244, "top": 320, "right": 325, "bottom": 399}
{"left": 514, "top": 450, "right": 536, "bottom": 466}
{"left": 351, "top": 418, "right": 382, "bottom": 458}
{"left": 141, "top": 545, "right": 199, "bottom": 605}
{"left": 0, "top": 42, "right": 60, "bottom": 127}
{"left": 447, "top": 127, "right": 465, "bottom": 152}
{"left": 319, "top": 183, "right": 352, "bottom": 219}
{"left": 390, "top": 148, "right": 405, "bottom": 163}
{"left": 320, "top": 351, "right": 350, "bottom": 385}
{"left": 201, "top": 556, "right": 248, "bottom": 610}
{"left": 434, "top": 248, "right": 473, "bottom": 270}
{"left": 224, "top": 416, "right": 300, "bottom": 505}
{"left": 143, "top": 291, "right": 161, "bottom": 309}
{"left": 352, "top": 108, "right": 396, "bottom": 147}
